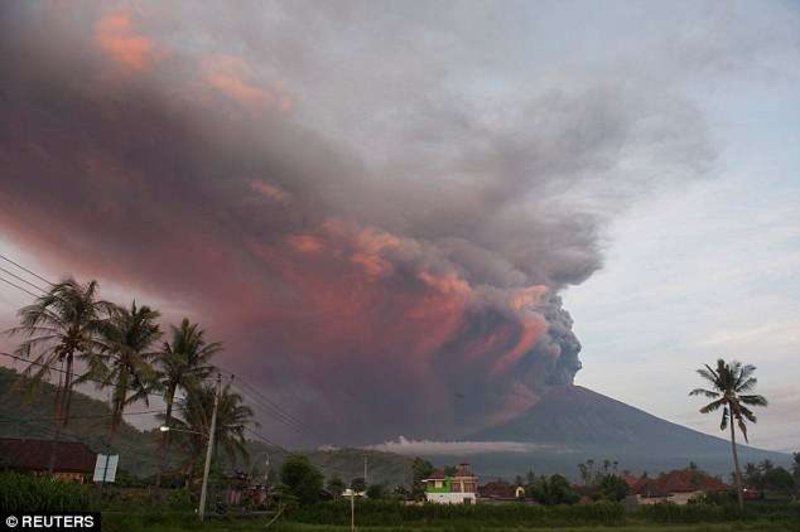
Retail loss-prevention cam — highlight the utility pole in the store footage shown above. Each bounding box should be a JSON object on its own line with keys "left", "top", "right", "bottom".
{"left": 363, "top": 456, "right": 368, "bottom": 487}
{"left": 198, "top": 373, "right": 221, "bottom": 522}
{"left": 350, "top": 489, "right": 356, "bottom": 532}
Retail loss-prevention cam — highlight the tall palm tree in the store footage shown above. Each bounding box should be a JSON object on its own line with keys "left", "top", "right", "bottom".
{"left": 6, "top": 278, "right": 112, "bottom": 433}
{"left": 155, "top": 319, "right": 221, "bottom": 486}
{"left": 690, "top": 358, "right": 768, "bottom": 511}
{"left": 167, "top": 382, "right": 254, "bottom": 484}
{"left": 91, "top": 302, "right": 162, "bottom": 443}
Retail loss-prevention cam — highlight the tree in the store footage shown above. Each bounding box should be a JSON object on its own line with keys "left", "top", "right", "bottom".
{"left": 793, "top": 453, "right": 800, "bottom": 490}
{"left": 578, "top": 462, "right": 590, "bottom": 486}
{"left": 92, "top": 302, "right": 161, "bottom": 443}
{"left": 327, "top": 476, "right": 346, "bottom": 499}
{"left": 350, "top": 477, "right": 366, "bottom": 492}
{"left": 763, "top": 467, "right": 794, "bottom": 498}
{"left": 690, "top": 358, "right": 768, "bottom": 511}
{"left": 531, "top": 474, "right": 579, "bottom": 505}
{"left": 598, "top": 474, "right": 629, "bottom": 501}
{"left": 280, "top": 455, "right": 324, "bottom": 505}
{"left": 170, "top": 382, "right": 253, "bottom": 481}
{"left": 155, "top": 318, "right": 221, "bottom": 485}
{"left": 744, "top": 462, "right": 763, "bottom": 490}
{"left": 6, "top": 278, "right": 112, "bottom": 472}
{"left": 411, "top": 457, "right": 434, "bottom": 500}
{"left": 526, "top": 469, "right": 536, "bottom": 488}
{"left": 366, "top": 483, "right": 386, "bottom": 499}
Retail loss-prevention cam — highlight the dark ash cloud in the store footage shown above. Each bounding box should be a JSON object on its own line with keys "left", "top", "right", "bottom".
{"left": 0, "top": 1, "right": 714, "bottom": 444}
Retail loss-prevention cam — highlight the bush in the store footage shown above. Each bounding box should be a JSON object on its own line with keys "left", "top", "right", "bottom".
{"left": 598, "top": 474, "right": 629, "bottom": 501}
{"left": 0, "top": 472, "right": 90, "bottom": 513}
{"left": 288, "top": 499, "right": 625, "bottom": 527}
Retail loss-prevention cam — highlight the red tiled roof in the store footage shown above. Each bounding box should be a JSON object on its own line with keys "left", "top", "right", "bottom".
{"left": 424, "top": 468, "right": 446, "bottom": 480}
{"left": 478, "top": 480, "right": 515, "bottom": 499}
{"left": 623, "top": 475, "right": 643, "bottom": 490}
{"left": 635, "top": 469, "right": 727, "bottom": 496}
{"left": 0, "top": 438, "right": 96, "bottom": 474}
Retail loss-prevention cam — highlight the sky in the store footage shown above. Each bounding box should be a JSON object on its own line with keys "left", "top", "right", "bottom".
{"left": 0, "top": 0, "right": 798, "bottom": 451}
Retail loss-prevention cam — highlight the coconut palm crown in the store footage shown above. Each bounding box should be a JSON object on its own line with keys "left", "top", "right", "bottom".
{"left": 690, "top": 358, "right": 768, "bottom": 511}
{"left": 89, "top": 301, "right": 162, "bottom": 442}
{"left": 6, "top": 278, "right": 113, "bottom": 428}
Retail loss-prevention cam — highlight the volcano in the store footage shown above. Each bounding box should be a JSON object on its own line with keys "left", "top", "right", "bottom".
{"left": 445, "top": 386, "right": 789, "bottom": 478}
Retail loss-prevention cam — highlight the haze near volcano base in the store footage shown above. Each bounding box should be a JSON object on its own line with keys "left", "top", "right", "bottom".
{"left": 0, "top": 0, "right": 799, "bottom": 465}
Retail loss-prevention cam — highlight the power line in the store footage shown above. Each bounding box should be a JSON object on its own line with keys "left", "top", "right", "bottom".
{"left": 0, "top": 414, "right": 163, "bottom": 463}
{"left": 244, "top": 426, "right": 291, "bottom": 455}
{"left": 227, "top": 375, "right": 310, "bottom": 435}
{"left": 0, "top": 252, "right": 53, "bottom": 286}
{"left": 0, "top": 407, "right": 186, "bottom": 425}
{"left": 0, "top": 254, "right": 314, "bottom": 449}
{"left": 0, "top": 351, "right": 169, "bottom": 400}
{"left": 0, "top": 266, "right": 48, "bottom": 293}
{"left": 0, "top": 274, "right": 40, "bottom": 299}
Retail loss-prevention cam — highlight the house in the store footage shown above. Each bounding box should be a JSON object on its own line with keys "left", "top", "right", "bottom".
{"left": 422, "top": 463, "right": 478, "bottom": 504}
{"left": 0, "top": 438, "right": 95, "bottom": 484}
{"left": 634, "top": 469, "right": 728, "bottom": 505}
{"left": 479, "top": 480, "right": 515, "bottom": 500}
{"left": 478, "top": 480, "right": 525, "bottom": 501}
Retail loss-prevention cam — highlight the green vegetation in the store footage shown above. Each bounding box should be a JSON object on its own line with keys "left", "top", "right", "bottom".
{"left": 7, "top": 278, "right": 113, "bottom": 445}
{"left": 2, "top": 276, "right": 254, "bottom": 487}
{"left": 156, "top": 318, "right": 221, "bottom": 486}
{"left": 92, "top": 301, "right": 162, "bottom": 443}
{"left": 0, "top": 472, "right": 90, "bottom": 513}
{"left": 0, "top": 366, "right": 166, "bottom": 476}
{"left": 743, "top": 460, "right": 796, "bottom": 499}
{"left": 280, "top": 454, "right": 325, "bottom": 505}
{"left": 93, "top": 500, "right": 800, "bottom": 531}
{"left": 2, "top": 280, "right": 798, "bottom": 532}
{"left": 690, "top": 358, "right": 769, "bottom": 511}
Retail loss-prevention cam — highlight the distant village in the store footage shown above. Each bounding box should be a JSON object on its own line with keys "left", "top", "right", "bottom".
{"left": 0, "top": 437, "right": 764, "bottom": 509}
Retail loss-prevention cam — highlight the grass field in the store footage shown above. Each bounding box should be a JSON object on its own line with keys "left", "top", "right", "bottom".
{"left": 99, "top": 515, "right": 800, "bottom": 532}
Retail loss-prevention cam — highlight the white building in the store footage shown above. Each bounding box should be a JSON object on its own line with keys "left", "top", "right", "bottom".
{"left": 422, "top": 463, "right": 478, "bottom": 505}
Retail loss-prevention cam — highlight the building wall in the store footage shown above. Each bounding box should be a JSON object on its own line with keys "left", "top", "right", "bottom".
{"left": 636, "top": 491, "right": 704, "bottom": 506}
{"left": 668, "top": 491, "right": 703, "bottom": 505}
{"left": 425, "top": 492, "right": 477, "bottom": 505}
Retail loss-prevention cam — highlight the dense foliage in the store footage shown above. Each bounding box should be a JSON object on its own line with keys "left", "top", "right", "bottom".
{"left": 0, "top": 472, "right": 89, "bottom": 513}
{"left": 289, "top": 499, "right": 626, "bottom": 527}
{"left": 280, "top": 454, "right": 325, "bottom": 505}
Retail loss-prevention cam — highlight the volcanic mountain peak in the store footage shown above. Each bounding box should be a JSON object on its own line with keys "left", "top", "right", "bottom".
{"left": 459, "top": 385, "right": 788, "bottom": 477}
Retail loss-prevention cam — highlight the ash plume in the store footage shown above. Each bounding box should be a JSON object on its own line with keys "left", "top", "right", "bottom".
{"left": 0, "top": 1, "right": 715, "bottom": 444}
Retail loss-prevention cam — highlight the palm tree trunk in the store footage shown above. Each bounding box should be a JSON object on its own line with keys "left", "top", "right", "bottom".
{"left": 108, "top": 369, "right": 129, "bottom": 445}
{"left": 47, "top": 365, "right": 64, "bottom": 475}
{"left": 62, "top": 354, "right": 74, "bottom": 427}
{"left": 730, "top": 419, "right": 744, "bottom": 512}
{"left": 48, "top": 353, "right": 74, "bottom": 475}
{"left": 155, "top": 385, "right": 176, "bottom": 488}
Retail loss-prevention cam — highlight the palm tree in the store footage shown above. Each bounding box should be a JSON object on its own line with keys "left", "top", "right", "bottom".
{"left": 155, "top": 319, "right": 221, "bottom": 486}
{"left": 168, "top": 382, "right": 254, "bottom": 484}
{"left": 6, "top": 278, "right": 112, "bottom": 435}
{"left": 690, "top": 358, "right": 768, "bottom": 511}
{"left": 91, "top": 302, "right": 162, "bottom": 443}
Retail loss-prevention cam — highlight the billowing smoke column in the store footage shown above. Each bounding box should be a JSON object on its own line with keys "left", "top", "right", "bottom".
{"left": 0, "top": 2, "right": 711, "bottom": 444}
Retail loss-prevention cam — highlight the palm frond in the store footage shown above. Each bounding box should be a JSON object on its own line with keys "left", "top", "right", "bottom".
{"left": 700, "top": 398, "right": 726, "bottom": 414}
{"left": 739, "top": 394, "right": 768, "bottom": 407}
{"left": 689, "top": 388, "right": 719, "bottom": 398}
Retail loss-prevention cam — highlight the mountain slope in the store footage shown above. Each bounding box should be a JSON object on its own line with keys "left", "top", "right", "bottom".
{"left": 461, "top": 385, "right": 789, "bottom": 477}
{"left": 0, "top": 366, "right": 165, "bottom": 476}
